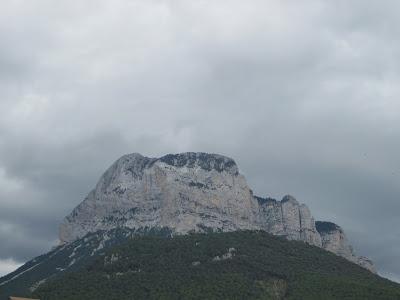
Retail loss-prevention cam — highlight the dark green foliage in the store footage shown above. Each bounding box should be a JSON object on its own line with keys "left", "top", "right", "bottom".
{"left": 0, "top": 227, "right": 173, "bottom": 300}
{"left": 32, "top": 231, "right": 400, "bottom": 300}
{"left": 315, "top": 221, "right": 341, "bottom": 233}
{"left": 159, "top": 153, "right": 237, "bottom": 174}
{"left": 254, "top": 196, "right": 278, "bottom": 205}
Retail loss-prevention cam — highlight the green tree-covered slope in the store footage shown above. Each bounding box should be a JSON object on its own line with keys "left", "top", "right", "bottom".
{"left": 32, "top": 231, "right": 400, "bottom": 300}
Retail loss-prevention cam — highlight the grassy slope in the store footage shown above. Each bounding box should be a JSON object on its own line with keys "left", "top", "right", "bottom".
{"left": 32, "top": 231, "right": 400, "bottom": 300}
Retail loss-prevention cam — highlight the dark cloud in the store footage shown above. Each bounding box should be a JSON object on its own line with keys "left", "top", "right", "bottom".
{"left": 0, "top": 1, "right": 399, "bottom": 281}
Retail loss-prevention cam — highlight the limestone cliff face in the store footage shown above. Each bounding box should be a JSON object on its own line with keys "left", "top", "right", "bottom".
{"left": 256, "top": 195, "right": 322, "bottom": 247}
{"left": 59, "top": 152, "right": 374, "bottom": 272}
{"left": 60, "top": 153, "right": 260, "bottom": 243}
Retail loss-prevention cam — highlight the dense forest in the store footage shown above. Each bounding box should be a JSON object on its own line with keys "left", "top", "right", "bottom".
{"left": 32, "top": 231, "right": 400, "bottom": 300}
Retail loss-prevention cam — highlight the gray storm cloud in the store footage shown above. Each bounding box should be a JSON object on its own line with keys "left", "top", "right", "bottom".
{"left": 0, "top": 0, "right": 399, "bottom": 281}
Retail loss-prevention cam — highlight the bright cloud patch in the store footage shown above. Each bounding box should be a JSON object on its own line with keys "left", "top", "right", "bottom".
{"left": 0, "top": 258, "right": 22, "bottom": 277}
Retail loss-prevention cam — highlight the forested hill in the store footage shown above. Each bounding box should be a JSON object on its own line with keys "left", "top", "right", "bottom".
{"left": 32, "top": 231, "right": 400, "bottom": 300}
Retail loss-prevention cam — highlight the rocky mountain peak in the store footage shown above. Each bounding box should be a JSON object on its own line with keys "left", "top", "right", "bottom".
{"left": 60, "top": 152, "right": 255, "bottom": 244}
{"left": 59, "top": 152, "right": 375, "bottom": 273}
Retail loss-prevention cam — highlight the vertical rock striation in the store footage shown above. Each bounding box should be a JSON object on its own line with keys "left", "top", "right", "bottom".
{"left": 60, "top": 152, "right": 259, "bottom": 243}
{"left": 256, "top": 195, "right": 322, "bottom": 247}
{"left": 59, "top": 152, "right": 374, "bottom": 272}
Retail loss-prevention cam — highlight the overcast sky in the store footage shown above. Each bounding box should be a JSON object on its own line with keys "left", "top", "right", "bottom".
{"left": 0, "top": 0, "right": 399, "bottom": 282}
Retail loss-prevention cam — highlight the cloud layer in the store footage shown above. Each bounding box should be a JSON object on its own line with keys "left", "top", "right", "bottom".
{"left": 0, "top": 1, "right": 399, "bottom": 280}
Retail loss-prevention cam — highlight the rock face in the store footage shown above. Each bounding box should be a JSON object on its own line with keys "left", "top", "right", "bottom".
{"left": 256, "top": 195, "right": 322, "bottom": 247}
{"left": 60, "top": 153, "right": 259, "bottom": 243}
{"left": 60, "top": 152, "right": 374, "bottom": 272}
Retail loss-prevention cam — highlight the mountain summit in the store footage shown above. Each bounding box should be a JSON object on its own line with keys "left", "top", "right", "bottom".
{"left": 60, "top": 152, "right": 374, "bottom": 272}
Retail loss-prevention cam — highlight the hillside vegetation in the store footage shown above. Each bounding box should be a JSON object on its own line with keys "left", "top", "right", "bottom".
{"left": 32, "top": 231, "right": 400, "bottom": 300}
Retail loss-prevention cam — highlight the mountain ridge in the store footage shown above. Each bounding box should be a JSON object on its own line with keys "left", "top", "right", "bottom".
{"left": 0, "top": 151, "right": 383, "bottom": 299}
{"left": 59, "top": 152, "right": 374, "bottom": 272}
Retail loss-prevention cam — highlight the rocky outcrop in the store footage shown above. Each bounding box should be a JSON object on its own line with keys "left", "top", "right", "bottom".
{"left": 59, "top": 152, "right": 374, "bottom": 272}
{"left": 60, "top": 153, "right": 259, "bottom": 243}
{"left": 316, "top": 221, "right": 376, "bottom": 273}
{"left": 256, "top": 195, "right": 322, "bottom": 247}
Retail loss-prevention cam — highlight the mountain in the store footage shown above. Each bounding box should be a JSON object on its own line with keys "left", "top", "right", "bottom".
{"left": 59, "top": 152, "right": 373, "bottom": 271}
{"left": 0, "top": 152, "right": 382, "bottom": 299}
{"left": 32, "top": 231, "right": 400, "bottom": 299}
{"left": 59, "top": 152, "right": 258, "bottom": 243}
